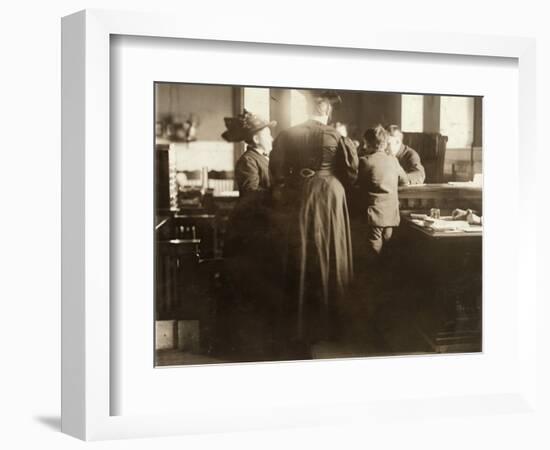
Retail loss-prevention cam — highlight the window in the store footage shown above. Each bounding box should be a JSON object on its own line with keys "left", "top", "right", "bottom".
{"left": 440, "top": 96, "right": 475, "bottom": 149}
{"left": 401, "top": 94, "right": 424, "bottom": 132}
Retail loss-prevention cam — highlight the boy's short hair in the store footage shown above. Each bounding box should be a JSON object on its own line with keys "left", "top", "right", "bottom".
{"left": 363, "top": 125, "right": 388, "bottom": 151}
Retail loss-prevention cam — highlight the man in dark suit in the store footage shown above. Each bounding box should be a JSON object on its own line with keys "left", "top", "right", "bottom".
{"left": 387, "top": 125, "right": 426, "bottom": 185}
{"left": 359, "top": 125, "right": 408, "bottom": 258}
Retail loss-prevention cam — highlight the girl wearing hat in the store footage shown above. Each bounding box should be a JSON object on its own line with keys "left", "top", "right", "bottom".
{"left": 222, "top": 109, "right": 276, "bottom": 208}
{"left": 220, "top": 110, "right": 278, "bottom": 359}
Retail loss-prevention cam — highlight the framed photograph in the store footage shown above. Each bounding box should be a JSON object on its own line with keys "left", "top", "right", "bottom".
{"left": 61, "top": 9, "right": 538, "bottom": 441}
{"left": 152, "top": 81, "right": 484, "bottom": 366}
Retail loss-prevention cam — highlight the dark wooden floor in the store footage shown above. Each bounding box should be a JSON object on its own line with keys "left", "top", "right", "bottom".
{"left": 155, "top": 217, "right": 481, "bottom": 367}
{"left": 155, "top": 275, "right": 437, "bottom": 366}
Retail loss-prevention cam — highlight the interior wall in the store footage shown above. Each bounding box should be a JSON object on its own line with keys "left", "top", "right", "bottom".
{"left": 444, "top": 148, "right": 482, "bottom": 179}
{"left": 360, "top": 92, "right": 402, "bottom": 129}
{"left": 269, "top": 88, "right": 291, "bottom": 136}
{"left": 423, "top": 96, "right": 441, "bottom": 133}
{"left": 156, "top": 83, "right": 236, "bottom": 174}
{"left": 332, "top": 91, "right": 402, "bottom": 140}
{"left": 332, "top": 91, "right": 362, "bottom": 139}
{"left": 155, "top": 83, "right": 233, "bottom": 141}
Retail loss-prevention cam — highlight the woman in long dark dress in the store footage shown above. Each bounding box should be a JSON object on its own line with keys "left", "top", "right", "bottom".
{"left": 269, "top": 91, "right": 358, "bottom": 350}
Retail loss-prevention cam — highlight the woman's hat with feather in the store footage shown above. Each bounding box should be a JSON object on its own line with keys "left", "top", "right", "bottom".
{"left": 221, "top": 109, "right": 277, "bottom": 143}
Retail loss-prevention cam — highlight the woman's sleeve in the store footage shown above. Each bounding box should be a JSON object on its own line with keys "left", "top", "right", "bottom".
{"left": 335, "top": 136, "right": 359, "bottom": 186}
{"left": 269, "top": 132, "right": 286, "bottom": 187}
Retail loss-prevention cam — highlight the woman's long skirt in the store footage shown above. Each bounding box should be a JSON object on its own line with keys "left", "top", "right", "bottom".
{"left": 280, "top": 173, "right": 354, "bottom": 343}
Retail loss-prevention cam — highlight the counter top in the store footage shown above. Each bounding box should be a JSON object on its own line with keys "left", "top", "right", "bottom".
{"left": 399, "top": 183, "right": 482, "bottom": 193}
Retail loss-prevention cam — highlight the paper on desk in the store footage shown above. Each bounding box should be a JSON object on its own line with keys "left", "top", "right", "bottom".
{"left": 410, "top": 213, "right": 428, "bottom": 220}
{"left": 428, "top": 219, "right": 471, "bottom": 231}
{"left": 411, "top": 217, "right": 482, "bottom": 233}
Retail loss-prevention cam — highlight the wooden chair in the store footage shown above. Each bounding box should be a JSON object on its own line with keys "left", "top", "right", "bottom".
{"left": 402, "top": 132, "right": 448, "bottom": 183}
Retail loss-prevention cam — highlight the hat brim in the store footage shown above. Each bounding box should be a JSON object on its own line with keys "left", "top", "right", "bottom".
{"left": 250, "top": 120, "right": 277, "bottom": 133}
{"left": 222, "top": 120, "right": 277, "bottom": 142}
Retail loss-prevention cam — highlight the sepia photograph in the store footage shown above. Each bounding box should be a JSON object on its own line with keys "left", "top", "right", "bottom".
{"left": 154, "top": 83, "right": 483, "bottom": 366}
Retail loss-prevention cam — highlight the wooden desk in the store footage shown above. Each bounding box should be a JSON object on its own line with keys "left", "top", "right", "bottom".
{"left": 398, "top": 215, "right": 482, "bottom": 353}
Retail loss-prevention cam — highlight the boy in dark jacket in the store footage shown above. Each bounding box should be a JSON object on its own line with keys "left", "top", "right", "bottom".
{"left": 358, "top": 125, "right": 407, "bottom": 259}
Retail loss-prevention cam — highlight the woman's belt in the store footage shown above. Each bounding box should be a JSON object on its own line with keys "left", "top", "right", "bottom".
{"left": 299, "top": 168, "right": 316, "bottom": 178}
{"left": 298, "top": 168, "right": 333, "bottom": 178}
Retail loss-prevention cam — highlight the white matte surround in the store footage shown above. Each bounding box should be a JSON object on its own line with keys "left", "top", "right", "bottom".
{"left": 61, "top": 9, "right": 537, "bottom": 441}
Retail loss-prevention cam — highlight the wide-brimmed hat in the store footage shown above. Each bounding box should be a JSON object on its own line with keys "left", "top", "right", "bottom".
{"left": 221, "top": 109, "right": 277, "bottom": 143}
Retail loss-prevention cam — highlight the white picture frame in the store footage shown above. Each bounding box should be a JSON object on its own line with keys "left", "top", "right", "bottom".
{"left": 61, "top": 9, "right": 538, "bottom": 441}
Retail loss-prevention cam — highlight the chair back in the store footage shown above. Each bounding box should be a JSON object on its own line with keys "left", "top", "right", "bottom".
{"left": 402, "top": 132, "right": 448, "bottom": 183}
